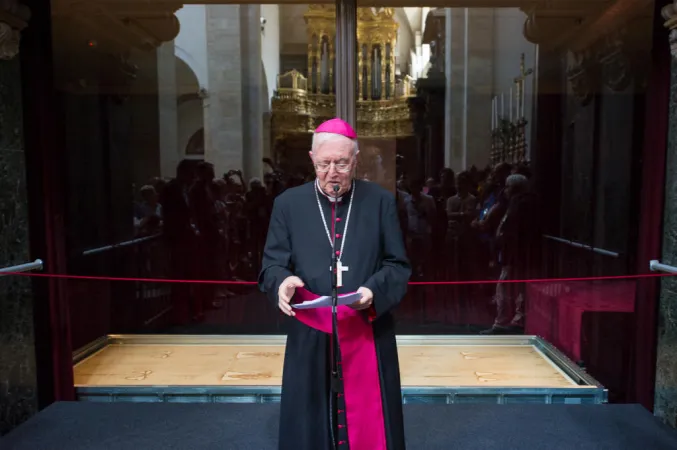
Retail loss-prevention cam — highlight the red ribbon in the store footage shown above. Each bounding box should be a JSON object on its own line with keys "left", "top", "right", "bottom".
{"left": 2, "top": 271, "right": 673, "bottom": 285}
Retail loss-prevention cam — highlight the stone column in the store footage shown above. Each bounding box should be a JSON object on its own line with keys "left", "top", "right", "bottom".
{"left": 0, "top": 0, "right": 37, "bottom": 435}
{"left": 414, "top": 31, "right": 422, "bottom": 78}
{"left": 655, "top": 0, "right": 677, "bottom": 428}
{"left": 448, "top": 8, "right": 496, "bottom": 172}
{"left": 444, "top": 8, "right": 453, "bottom": 169}
{"left": 240, "top": 4, "right": 263, "bottom": 181}
{"left": 204, "top": 5, "right": 263, "bottom": 181}
{"left": 261, "top": 5, "right": 280, "bottom": 161}
{"left": 157, "top": 41, "right": 180, "bottom": 178}
{"left": 465, "top": 9, "right": 493, "bottom": 170}
{"left": 448, "top": 8, "right": 466, "bottom": 172}
{"left": 336, "top": 0, "right": 357, "bottom": 126}
{"left": 205, "top": 5, "right": 244, "bottom": 179}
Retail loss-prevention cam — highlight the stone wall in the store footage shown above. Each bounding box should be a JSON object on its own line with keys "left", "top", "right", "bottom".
{"left": 655, "top": 56, "right": 677, "bottom": 428}
{"left": 0, "top": 56, "right": 37, "bottom": 435}
{"left": 655, "top": 1, "right": 677, "bottom": 427}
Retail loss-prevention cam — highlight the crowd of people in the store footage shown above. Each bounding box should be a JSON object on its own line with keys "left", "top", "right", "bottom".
{"left": 131, "top": 156, "right": 541, "bottom": 334}
{"left": 395, "top": 162, "right": 541, "bottom": 334}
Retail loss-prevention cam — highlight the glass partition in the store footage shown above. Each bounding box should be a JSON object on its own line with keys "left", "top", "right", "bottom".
{"left": 348, "top": 4, "right": 655, "bottom": 404}
{"left": 49, "top": 1, "right": 658, "bottom": 405}
{"left": 50, "top": 2, "right": 325, "bottom": 331}
{"left": 67, "top": 277, "right": 623, "bottom": 403}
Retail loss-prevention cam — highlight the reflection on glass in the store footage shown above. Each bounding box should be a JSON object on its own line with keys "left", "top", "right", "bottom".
{"left": 47, "top": 1, "right": 660, "bottom": 405}
{"left": 51, "top": 3, "right": 653, "bottom": 344}
{"left": 51, "top": 4, "right": 317, "bottom": 329}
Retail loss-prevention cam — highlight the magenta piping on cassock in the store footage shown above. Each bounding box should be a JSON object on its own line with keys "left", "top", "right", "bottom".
{"left": 292, "top": 287, "right": 387, "bottom": 450}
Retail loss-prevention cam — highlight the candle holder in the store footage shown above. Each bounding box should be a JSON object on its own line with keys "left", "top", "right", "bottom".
{"left": 494, "top": 117, "right": 510, "bottom": 164}
{"left": 514, "top": 117, "right": 528, "bottom": 163}
{"left": 490, "top": 116, "right": 534, "bottom": 165}
{"left": 491, "top": 128, "right": 500, "bottom": 165}
{"left": 508, "top": 122, "right": 517, "bottom": 162}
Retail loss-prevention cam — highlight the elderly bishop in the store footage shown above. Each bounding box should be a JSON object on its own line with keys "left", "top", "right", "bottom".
{"left": 259, "top": 118, "right": 411, "bottom": 450}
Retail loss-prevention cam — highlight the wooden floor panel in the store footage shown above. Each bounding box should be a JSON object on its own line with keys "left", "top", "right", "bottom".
{"left": 74, "top": 344, "right": 579, "bottom": 388}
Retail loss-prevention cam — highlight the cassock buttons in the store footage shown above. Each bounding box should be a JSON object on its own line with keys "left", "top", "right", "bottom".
{"left": 336, "top": 234, "right": 341, "bottom": 239}
{"left": 336, "top": 217, "right": 342, "bottom": 222}
{"left": 336, "top": 251, "right": 340, "bottom": 256}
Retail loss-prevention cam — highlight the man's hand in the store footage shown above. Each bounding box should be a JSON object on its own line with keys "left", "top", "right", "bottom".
{"left": 349, "top": 286, "right": 373, "bottom": 311}
{"left": 278, "top": 276, "right": 304, "bottom": 316}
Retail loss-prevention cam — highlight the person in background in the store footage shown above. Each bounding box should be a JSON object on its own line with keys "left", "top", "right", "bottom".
{"left": 405, "top": 177, "right": 437, "bottom": 278}
{"left": 134, "top": 185, "right": 163, "bottom": 236}
{"left": 482, "top": 173, "right": 540, "bottom": 334}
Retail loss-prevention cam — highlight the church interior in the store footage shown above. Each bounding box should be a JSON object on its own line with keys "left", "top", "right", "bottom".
{"left": 4, "top": 0, "right": 677, "bottom": 446}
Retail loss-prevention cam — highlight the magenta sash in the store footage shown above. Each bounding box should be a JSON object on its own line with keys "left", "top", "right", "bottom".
{"left": 292, "top": 287, "right": 387, "bottom": 450}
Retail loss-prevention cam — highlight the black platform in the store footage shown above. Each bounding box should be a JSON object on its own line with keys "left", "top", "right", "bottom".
{"left": 2, "top": 402, "right": 677, "bottom": 449}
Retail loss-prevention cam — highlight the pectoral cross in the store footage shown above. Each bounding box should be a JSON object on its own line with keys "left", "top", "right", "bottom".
{"left": 330, "top": 261, "right": 350, "bottom": 287}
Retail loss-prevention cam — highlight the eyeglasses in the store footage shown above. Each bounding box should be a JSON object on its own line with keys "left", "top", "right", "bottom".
{"left": 314, "top": 161, "right": 353, "bottom": 173}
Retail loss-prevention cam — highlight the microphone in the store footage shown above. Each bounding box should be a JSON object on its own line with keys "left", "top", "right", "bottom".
{"left": 329, "top": 181, "right": 341, "bottom": 450}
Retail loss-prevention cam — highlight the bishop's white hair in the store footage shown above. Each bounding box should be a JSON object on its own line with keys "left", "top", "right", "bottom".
{"left": 311, "top": 132, "right": 359, "bottom": 155}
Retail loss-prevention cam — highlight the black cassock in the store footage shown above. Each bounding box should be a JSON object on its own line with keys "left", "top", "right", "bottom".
{"left": 259, "top": 179, "right": 411, "bottom": 450}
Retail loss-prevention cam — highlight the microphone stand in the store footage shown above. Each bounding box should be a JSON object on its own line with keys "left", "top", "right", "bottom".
{"left": 329, "top": 184, "right": 341, "bottom": 450}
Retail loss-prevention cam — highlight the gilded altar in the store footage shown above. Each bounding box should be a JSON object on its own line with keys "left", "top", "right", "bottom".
{"left": 271, "top": 6, "right": 415, "bottom": 148}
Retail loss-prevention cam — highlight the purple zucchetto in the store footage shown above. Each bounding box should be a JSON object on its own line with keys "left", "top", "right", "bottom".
{"left": 314, "top": 118, "right": 357, "bottom": 140}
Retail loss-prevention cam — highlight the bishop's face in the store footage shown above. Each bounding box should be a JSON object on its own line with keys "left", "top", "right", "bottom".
{"left": 310, "top": 136, "right": 357, "bottom": 197}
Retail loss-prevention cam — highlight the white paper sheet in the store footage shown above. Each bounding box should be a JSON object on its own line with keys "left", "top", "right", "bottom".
{"left": 292, "top": 292, "right": 362, "bottom": 310}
